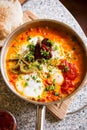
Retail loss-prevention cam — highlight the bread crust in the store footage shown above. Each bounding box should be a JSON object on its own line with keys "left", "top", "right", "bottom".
{"left": 0, "top": 0, "right": 23, "bottom": 46}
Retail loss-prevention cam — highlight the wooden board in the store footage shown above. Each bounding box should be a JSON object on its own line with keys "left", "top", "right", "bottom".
{"left": 23, "top": 10, "right": 73, "bottom": 120}
{"left": 19, "top": 0, "right": 27, "bottom": 5}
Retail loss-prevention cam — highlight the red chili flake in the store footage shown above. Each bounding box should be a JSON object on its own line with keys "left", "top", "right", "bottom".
{"left": 46, "top": 94, "right": 52, "bottom": 101}
{"left": 10, "top": 79, "right": 13, "bottom": 83}
{"left": 52, "top": 91, "right": 55, "bottom": 95}
{"left": 9, "top": 79, "right": 15, "bottom": 86}
{"left": 21, "top": 37, "right": 24, "bottom": 41}
{"left": 25, "top": 31, "right": 29, "bottom": 35}
{"left": 37, "top": 27, "right": 42, "bottom": 33}
{"left": 12, "top": 74, "right": 18, "bottom": 79}
{"left": 29, "top": 28, "right": 33, "bottom": 32}
{"left": 45, "top": 79, "right": 52, "bottom": 85}
{"left": 11, "top": 44, "right": 15, "bottom": 47}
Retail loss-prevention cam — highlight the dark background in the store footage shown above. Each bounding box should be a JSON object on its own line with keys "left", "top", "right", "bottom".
{"left": 60, "top": 0, "right": 87, "bottom": 36}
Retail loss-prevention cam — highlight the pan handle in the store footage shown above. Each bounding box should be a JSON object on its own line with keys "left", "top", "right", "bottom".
{"left": 36, "top": 105, "right": 46, "bottom": 130}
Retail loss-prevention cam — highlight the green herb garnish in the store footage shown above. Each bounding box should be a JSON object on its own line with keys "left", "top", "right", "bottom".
{"left": 25, "top": 53, "right": 34, "bottom": 62}
{"left": 38, "top": 95, "right": 41, "bottom": 99}
{"left": 48, "top": 69, "right": 52, "bottom": 73}
{"left": 26, "top": 78, "right": 30, "bottom": 81}
{"left": 47, "top": 39, "right": 53, "bottom": 46}
{"left": 62, "top": 66, "right": 70, "bottom": 72}
{"left": 27, "top": 36, "right": 31, "bottom": 41}
{"left": 36, "top": 63, "right": 43, "bottom": 71}
{"left": 24, "top": 82, "right": 28, "bottom": 87}
{"left": 42, "top": 58, "right": 48, "bottom": 64}
{"left": 46, "top": 85, "right": 55, "bottom": 91}
{"left": 32, "top": 75, "right": 37, "bottom": 80}
{"left": 27, "top": 43, "right": 35, "bottom": 53}
{"left": 40, "top": 49, "right": 50, "bottom": 57}
{"left": 54, "top": 45, "right": 59, "bottom": 51}
{"left": 66, "top": 52, "right": 72, "bottom": 60}
{"left": 18, "top": 75, "right": 22, "bottom": 80}
{"left": 36, "top": 80, "right": 41, "bottom": 83}
{"left": 54, "top": 92, "right": 59, "bottom": 96}
{"left": 17, "top": 54, "right": 20, "bottom": 57}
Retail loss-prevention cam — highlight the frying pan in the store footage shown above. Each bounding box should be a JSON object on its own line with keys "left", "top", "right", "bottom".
{"left": 0, "top": 20, "right": 87, "bottom": 130}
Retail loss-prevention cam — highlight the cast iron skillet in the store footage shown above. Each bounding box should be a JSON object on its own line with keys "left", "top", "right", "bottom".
{"left": 0, "top": 20, "right": 87, "bottom": 130}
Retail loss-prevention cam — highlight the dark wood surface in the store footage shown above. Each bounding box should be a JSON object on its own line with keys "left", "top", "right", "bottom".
{"left": 60, "top": 0, "right": 87, "bottom": 36}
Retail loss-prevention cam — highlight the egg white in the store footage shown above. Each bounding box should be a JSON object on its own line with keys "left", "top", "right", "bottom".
{"left": 16, "top": 73, "right": 44, "bottom": 98}
{"left": 52, "top": 43, "right": 65, "bottom": 59}
{"left": 29, "top": 36, "right": 43, "bottom": 45}
{"left": 49, "top": 67, "right": 64, "bottom": 85}
{"left": 19, "top": 36, "right": 43, "bottom": 54}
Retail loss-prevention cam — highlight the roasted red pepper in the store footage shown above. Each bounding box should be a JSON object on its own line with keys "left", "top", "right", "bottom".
{"left": 61, "top": 77, "right": 74, "bottom": 94}
{"left": 58, "top": 60, "right": 78, "bottom": 80}
{"left": 58, "top": 60, "right": 78, "bottom": 94}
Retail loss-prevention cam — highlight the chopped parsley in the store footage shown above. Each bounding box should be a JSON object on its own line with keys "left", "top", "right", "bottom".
{"left": 31, "top": 75, "right": 37, "bottom": 80}
{"left": 26, "top": 78, "right": 30, "bottom": 81}
{"left": 25, "top": 53, "right": 34, "bottom": 62}
{"left": 48, "top": 69, "right": 52, "bottom": 73}
{"left": 45, "top": 85, "right": 55, "bottom": 91}
{"left": 17, "top": 54, "right": 21, "bottom": 57}
{"left": 40, "top": 49, "right": 50, "bottom": 57}
{"left": 24, "top": 82, "right": 28, "bottom": 87}
{"left": 62, "top": 66, "right": 70, "bottom": 72}
{"left": 27, "top": 43, "right": 35, "bottom": 54}
{"left": 28, "top": 64, "right": 33, "bottom": 69}
{"left": 54, "top": 92, "right": 59, "bottom": 96}
{"left": 47, "top": 39, "right": 53, "bottom": 46}
{"left": 18, "top": 75, "right": 22, "bottom": 80}
{"left": 38, "top": 95, "right": 41, "bottom": 99}
{"left": 36, "top": 80, "right": 41, "bottom": 83}
{"left": 42, "top": 58, "right": 48, "bottom": 64}
{"left": 66, "top": 52, "right": 72, "bottom": 60}
{"left": 36, "top": 63, "right": 43, "bottom": 71}
{"left": 54, "top": 45, "right": 59, "bottom": 51}
{"left": 27, "top": 36, "right": 31, "bottom": 41}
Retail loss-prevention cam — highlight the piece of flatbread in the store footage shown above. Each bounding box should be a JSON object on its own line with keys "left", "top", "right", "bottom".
{"left": 0, "top": 0, "right": 23, "bottom": 47}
